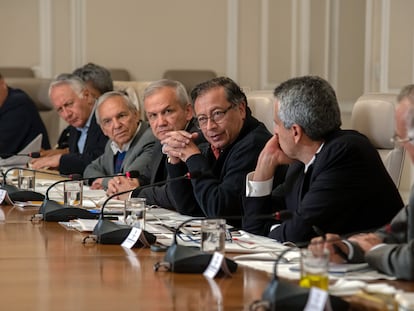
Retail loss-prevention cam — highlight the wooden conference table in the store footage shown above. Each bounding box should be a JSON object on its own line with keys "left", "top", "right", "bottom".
{"left": 0, "top": 204, "right": 413, "bottom": 311}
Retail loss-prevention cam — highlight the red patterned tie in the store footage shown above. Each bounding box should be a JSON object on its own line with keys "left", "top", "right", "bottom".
{"left": 211, "top": 145, "right": 221, "bottom": 160}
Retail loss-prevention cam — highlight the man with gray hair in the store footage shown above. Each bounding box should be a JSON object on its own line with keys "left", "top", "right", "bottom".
{"left": 106, "top": 79, "right": 203, "bottom": 209}
{"left": 31, "top": 74, "right": 107, "bottom": 175}
{"left": 84, "top": 91, "right": 155, "bottom": 190}
{"left": 243, "top": 75, "right": 403, "bottom": 243}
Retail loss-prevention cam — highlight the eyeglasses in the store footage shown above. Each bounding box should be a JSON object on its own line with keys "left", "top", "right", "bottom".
{"left": 196, "top": 105, "right": 235, "bottom": 128}
{"left": 390, "top": 134, "right": 413, "bottom": 145}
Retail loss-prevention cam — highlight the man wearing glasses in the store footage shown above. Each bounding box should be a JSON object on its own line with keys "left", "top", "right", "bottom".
{"left": 161, "top": 77, "right": 280, "bottom": 226}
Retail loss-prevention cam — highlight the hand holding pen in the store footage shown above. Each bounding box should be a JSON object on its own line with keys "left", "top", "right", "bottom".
{"left": 311, "top": 226, "right": 350, "bottom": 264}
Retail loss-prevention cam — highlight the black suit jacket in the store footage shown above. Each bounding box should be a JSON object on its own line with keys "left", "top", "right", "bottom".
{"left": 132, "top": 118, "right": 203, "bottom": 209}
{"left": 59, "top": 114, "right": 108, "bottom": 175}
{"left": 243, "top": 129, "right": 404, "bottom": 243}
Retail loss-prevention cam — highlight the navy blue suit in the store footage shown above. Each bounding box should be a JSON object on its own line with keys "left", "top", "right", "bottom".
{"left": 59, "top": 114, "right": 107, "bottom": 175}
{"left": 243, "top": 129, "right": 404, "bottom": 243}
{"left": 0, "top": 87, "right": 50, "bottom": 155}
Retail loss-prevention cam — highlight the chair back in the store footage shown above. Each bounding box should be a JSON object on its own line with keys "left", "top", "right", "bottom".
{"left": 246, "top": 90, "right": 274, "bottom": 133}
{"left": 162, "top": 70, "right": 217, "bottom": 94}
{"left": 351, "top": 93, "right": 405, "bottom": 187}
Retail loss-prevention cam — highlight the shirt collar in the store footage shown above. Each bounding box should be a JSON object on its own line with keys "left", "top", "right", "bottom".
{"left": 110, "top": 121, "right": 142, "bottom": 154}
{"left": 304, "top": 142, "right": 324, "bottom": 172}
{"left": 75, "top": 104, "right": 95, "bottom": 131}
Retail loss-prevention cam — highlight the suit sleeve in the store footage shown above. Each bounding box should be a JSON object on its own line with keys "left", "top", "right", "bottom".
{"left": 59, "top": 125, "right": 108, "bottom": 175}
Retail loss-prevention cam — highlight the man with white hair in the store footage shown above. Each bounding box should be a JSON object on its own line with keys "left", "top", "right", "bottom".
{"left": 84, "top": 91, "right": 155, "bottom": 190}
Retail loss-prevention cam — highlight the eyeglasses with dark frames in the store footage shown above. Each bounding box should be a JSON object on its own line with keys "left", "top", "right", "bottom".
{"left": 196, "top": 104, "right": 235, "bottom": 129}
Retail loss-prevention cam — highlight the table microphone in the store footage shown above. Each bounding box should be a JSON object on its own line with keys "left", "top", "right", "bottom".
{"left": 39, "top": 170, "right": 140, "bottom": 222}
{"left": 249, "top": 247, "right": 349, "bottom": 311}
{"left": 91, "top": 171, "right": 202, "bottom": 247}
{"left": 0, "top": 166, "right": 65, "bottom": 202}
{"left": 154, "top": 217, "right": 238, "bottom": 274}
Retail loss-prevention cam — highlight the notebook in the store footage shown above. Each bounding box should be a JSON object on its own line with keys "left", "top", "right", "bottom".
{"left": 0, "top": 134, "right": 42, "bottom": 167}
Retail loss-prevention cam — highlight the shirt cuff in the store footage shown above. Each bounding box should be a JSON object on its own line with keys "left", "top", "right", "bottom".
{"left": 342, "top": 240, "right": 354, "bottom": 260}
{"left": 245, "top": 172, "right": 274, "bottom": 197}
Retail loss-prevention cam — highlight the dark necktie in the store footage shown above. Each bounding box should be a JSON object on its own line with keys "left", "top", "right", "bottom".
{"left": 114, "top": 151, "right": 126, "bottom": 174}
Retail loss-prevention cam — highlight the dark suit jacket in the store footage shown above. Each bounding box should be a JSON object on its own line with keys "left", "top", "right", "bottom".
{"left": 59, "top": 114, "right": 108, "bottom": 175}
{"left": 0, "top": 87, "right": 50, "bottom": 155}
{"left": 166, "top": 112, "right": 273, "bottom": 227}
{"left": 243, "top": 129, "right": 404, "bottom": 243}
{"left": 132, "top": 118, "right": 203, "bottom": 209}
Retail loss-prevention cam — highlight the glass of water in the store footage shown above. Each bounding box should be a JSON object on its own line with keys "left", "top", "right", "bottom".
{"left": 17, "top": 169, "right": 35, "bottom": 191}
{"left": 124, "top": 197, "right": 146, "bottom": 229}
{"left": 201, "top": 218, "right": 226, "bottom": 254}
{"left": 63, "top": 180, "right": 83, "bottom": 207}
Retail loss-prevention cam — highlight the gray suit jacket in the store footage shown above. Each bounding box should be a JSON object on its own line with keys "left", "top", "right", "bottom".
{"left": 83, "top": 121, "right": 156, "bottom": 189}
{"left": 350, "top": 201, "right": 414, "bottom": 280}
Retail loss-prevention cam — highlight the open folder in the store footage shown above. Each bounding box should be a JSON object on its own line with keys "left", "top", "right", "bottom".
{"left": 0, "top": 134, "right": 42, "bottom": 167}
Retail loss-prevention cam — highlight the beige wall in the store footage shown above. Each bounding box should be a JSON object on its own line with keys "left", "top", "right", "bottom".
{"left": 1, "top": 0, "right": 414, "bottom": 104}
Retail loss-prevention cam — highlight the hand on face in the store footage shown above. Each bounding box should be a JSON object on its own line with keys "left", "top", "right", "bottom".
{"left": 253, "top": 135, "right": 294, "bottom": 181}
{"left": 160, "top": 131, "right": 201, "bottom": 164}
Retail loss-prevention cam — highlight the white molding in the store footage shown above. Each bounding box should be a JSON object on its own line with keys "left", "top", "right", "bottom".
{"left": 291, "top": 0, "right": 298, "bottom": 77}
{"left": 412, "top": 33, "right": 414, "bottom": 83}
{"left": 323, "top": 0, "right": 331, "bottom": 79}
{"left": 299, "top": 0, "right": 310, "bottom": 75}
{"left": 380, "top": 0, "right": 390, "bottom": 92}
{"left": 37, "top": 0, "right": 53, "bottom": 78}
{"left": 329, "top": 0, "right": 340, "bottom": 91}
{"left": 364, "top": 0, "right": 373, "bottom": 93}
{"left": 70, "top": 0, "right": 86, "bottom": 69}
{"left": 226, "top": 0, "right": 238, "bottom": 80}
{"left": 260, "top": 0, "right": 269, "bottom": 89}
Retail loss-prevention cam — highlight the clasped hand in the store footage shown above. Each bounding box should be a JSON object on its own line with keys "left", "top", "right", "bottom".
{"left": 161, "top": 130, "right": 200, "bottom": 164}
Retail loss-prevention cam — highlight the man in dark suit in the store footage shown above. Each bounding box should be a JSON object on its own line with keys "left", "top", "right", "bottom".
{"left": 0, "top": 72, "right": 50, "bottom": 155}
{"left": 310, "top": 84, "right": 414, "bottom": 280}
{"left": 31, "top": 75, "right": 107, "bottom": 175}
{"left": 160, "top": 77, "right": 273, "bottom": 226}
{"left": 83, "top": 91, "right": 155, "bottom": 190}
{"left": 106, "top": 79, "right": 202, "bottom": 209}
{"left": 242, "top": 75, "right": 403, "bottom": 243}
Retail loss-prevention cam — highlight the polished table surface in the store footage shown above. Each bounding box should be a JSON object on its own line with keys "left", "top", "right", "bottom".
{"left": 1, "top": 204, "right": 413, "bottom": 311}
{"left": 0, "top": 205, "right": 270, "bottom": 311}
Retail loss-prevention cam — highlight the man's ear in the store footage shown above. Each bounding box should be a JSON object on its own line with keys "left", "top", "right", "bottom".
{"left": 291, "top": 124, "right": 303, "bottom": 143}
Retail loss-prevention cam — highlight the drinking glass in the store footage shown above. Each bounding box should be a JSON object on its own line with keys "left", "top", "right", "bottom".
{"left": 63, "top": 180, "right": 83, "bottom": 207}
{"left": 201, "top": 218, "right": 226, "bottom": 254}
{"left": 299, "top": 247, "right": 330, "bottom": 290}
{"left": 17, "top": 169, "right": 35, "bottom": 191}
{"left": 124, "top": 197, "right": 146, "bottom": 229}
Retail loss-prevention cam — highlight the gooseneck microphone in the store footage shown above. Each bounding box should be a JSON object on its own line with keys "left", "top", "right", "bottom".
{"left": 0, "top": 167, "right": 64, "bottom": 202}
{"left": 39, "top": 170, "right": 140, "bottom": 222}
{"left": 91, "top": 171, "right": 200, "bottom": 246}
{"left": 154, "top": 217, "right": 238, "bottom": 274}
{"left": 250, "top": 247, "right": 349, "bottom": 311}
